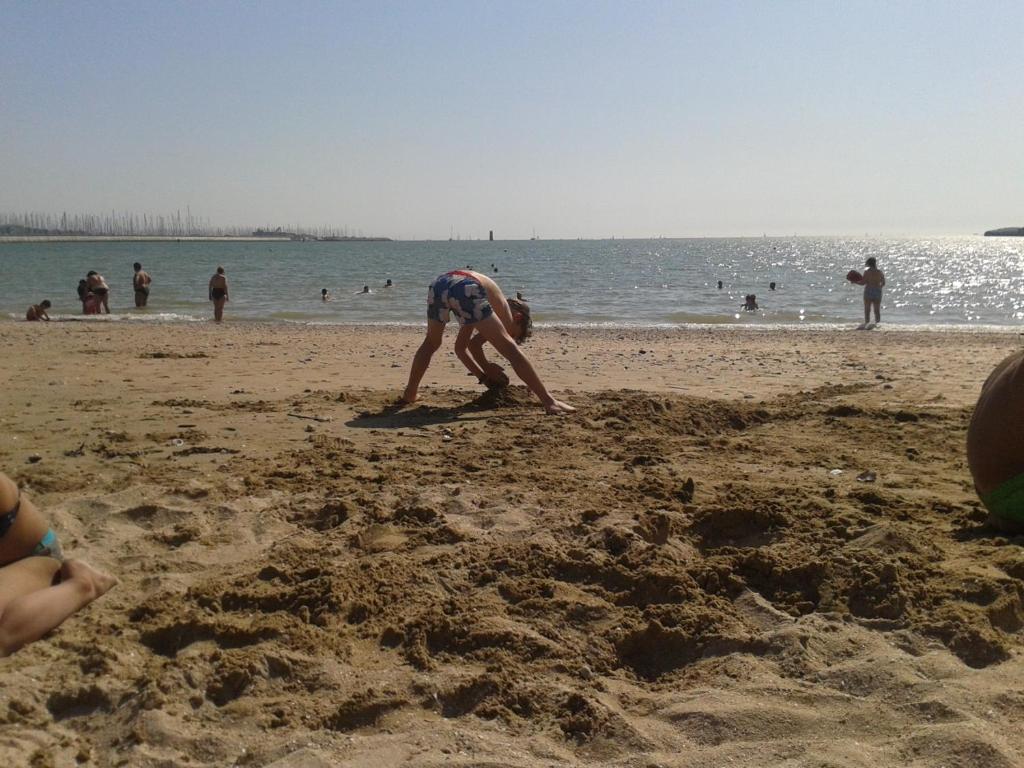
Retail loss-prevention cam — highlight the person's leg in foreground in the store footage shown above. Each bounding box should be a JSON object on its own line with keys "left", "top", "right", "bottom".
{"left": 0, "top": 473, "right": 117, "bottom": 657}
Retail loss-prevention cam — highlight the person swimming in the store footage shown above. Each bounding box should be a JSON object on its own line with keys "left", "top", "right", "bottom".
{"left": 321, "top": 288, "right": 330, "bottom": 301}
{"left": 742, "top": 294, "right": 759, "bottom": 311}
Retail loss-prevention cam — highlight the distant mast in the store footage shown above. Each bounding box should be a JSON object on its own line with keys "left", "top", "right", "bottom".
{"left": 489, "top": 230, "right": 493, "bottom": 241}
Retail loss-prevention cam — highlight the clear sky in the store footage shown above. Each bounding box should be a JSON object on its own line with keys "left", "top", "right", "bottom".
{"left": 2, "top": 0, "right": 1022, "bottom": 239}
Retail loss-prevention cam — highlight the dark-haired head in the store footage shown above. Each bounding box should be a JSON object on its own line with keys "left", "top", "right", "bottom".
{"left": 507, "top": 298, "right": 532, "bottom": 344}
{"left": 217, "top": 266, "right": 225, "bottom": 275}
{"left": 87, "top": 271, "right": 97, "bottom": 277}
{"left": 133, "top": 262, "right": 142, "bottom": 271}
{"left": 865, "top": 257, "right": 877, "bottom": 268}
{"left": 41, "top": 300, "right": 51, "bottom": 308}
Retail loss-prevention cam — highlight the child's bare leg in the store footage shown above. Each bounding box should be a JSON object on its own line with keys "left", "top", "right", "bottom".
{"left": 873, "top": 300, "right": 881, "bottom": 323}
{"left": 863, "top": 299, "right": 870, "bottom": 325}
{"left": 402, "top": 320, "right": 446, "bottom": 403}
{"left": 475, "top": 317, "right": 574, "bottom": 414}
{"left": 0, "top": 557, "right": 116, "bottom": 657}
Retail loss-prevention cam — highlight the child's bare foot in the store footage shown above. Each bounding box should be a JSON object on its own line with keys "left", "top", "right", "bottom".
{"left": 61, "top": 559, "right": 118, "bottom": 600}
{"left": 545, "top": 399, "right": 576, "bottom": 415}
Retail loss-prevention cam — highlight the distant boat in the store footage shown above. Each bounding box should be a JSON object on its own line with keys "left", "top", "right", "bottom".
{"left": 530, "top": 228, "right": 538, "bottom": 241}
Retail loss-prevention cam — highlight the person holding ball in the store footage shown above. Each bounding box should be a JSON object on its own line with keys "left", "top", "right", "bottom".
{"left": 847, "top": 258, "right": 885, "bottom": 325}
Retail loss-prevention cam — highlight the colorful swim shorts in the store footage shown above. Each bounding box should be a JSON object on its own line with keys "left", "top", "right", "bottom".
{"left": 427, "top": 271, "right": 493, "bottom": 325}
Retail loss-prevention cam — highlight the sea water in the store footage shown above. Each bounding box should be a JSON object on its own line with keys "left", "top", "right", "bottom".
{"left": 1, "top": 236, "right": 1022, "bottom": 329}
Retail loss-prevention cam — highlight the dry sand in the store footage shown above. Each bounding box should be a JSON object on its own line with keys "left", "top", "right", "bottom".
{"left": 0, "top": 321, "right": 1022, "bottom": 767}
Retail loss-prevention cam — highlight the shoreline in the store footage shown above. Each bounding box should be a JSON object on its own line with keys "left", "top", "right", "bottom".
{"left": 8, "top": 315, "right": 1024, "bottom": 339}
{"left": 4, "top": 313, "right": 1024, "bottom": 335}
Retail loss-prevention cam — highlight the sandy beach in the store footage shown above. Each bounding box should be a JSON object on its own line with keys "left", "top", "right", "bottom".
{"left": 1, "top": 320, "right": 1022, "bottom": 767}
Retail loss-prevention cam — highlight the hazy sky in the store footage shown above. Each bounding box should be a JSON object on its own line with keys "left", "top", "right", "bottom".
{"left": 2, "top": 1, "right": 1022, "bottom": 239}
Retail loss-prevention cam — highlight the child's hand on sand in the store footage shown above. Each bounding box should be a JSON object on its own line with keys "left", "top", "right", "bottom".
{"left": 545, "top": 399, "right": 575, "bottom": 415}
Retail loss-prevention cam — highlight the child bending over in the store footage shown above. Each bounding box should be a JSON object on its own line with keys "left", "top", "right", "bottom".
{"left": 402, "top": 270, "right": 574, "bottom": 415}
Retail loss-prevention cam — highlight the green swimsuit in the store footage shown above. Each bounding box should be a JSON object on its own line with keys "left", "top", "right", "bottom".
{"left": 982, "top": 473, "right": 1024, "bottom": 524}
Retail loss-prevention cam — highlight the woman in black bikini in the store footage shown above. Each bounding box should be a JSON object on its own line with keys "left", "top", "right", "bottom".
{"left": 0, "top": 472, "right": 116, "bottom": 656}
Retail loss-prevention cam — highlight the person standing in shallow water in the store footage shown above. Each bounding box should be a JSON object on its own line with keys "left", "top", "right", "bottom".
{"left": 861, "top": 257, "right": 885, "bottom": 325}
{"left": 87, "top": 271, "right": 110, "bottom": 314}
{"left": 208, "top": 266, "right": 229, "bottom": 322}
{"left": 133, "top": 262, "right": 152, "bottom": 307}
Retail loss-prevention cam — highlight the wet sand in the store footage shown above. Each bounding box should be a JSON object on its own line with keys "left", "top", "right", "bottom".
{"left": 1, "top": 321, "right": 1022, "bottom": 767}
